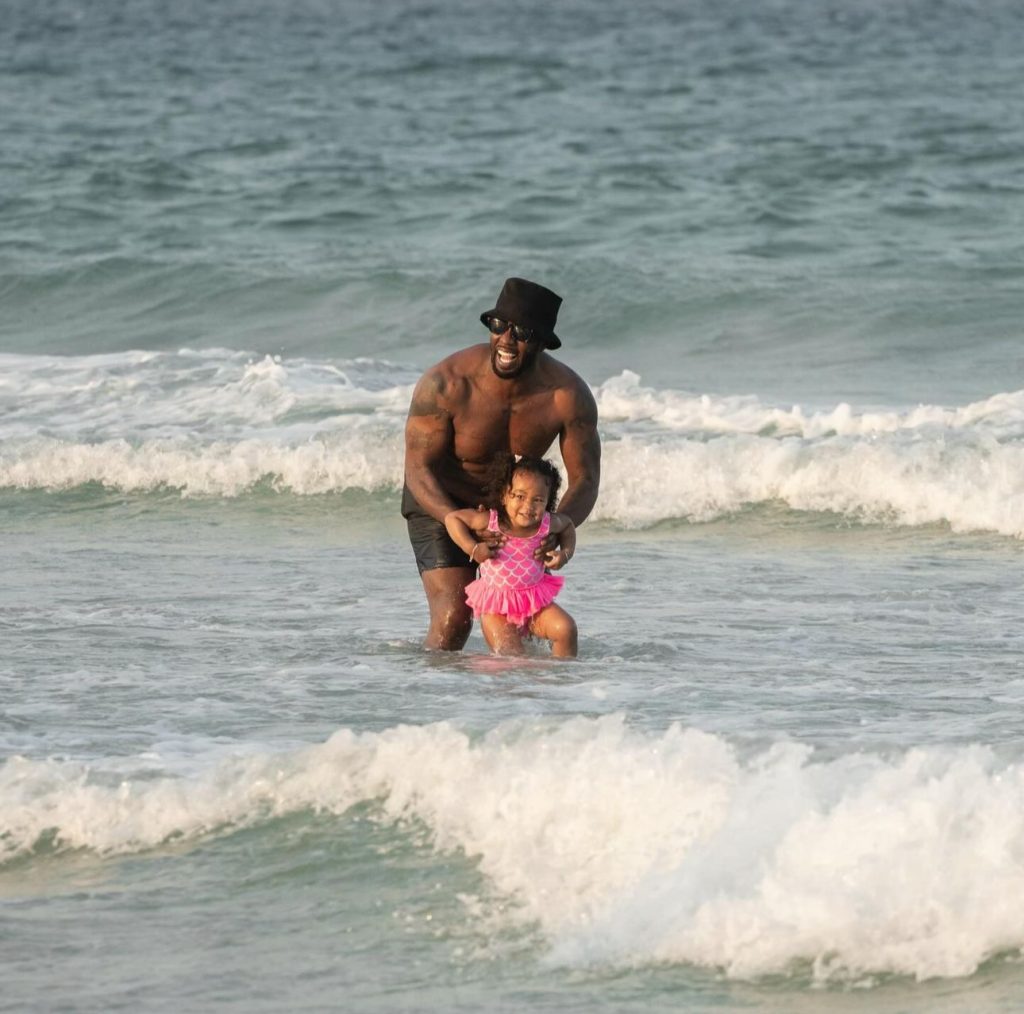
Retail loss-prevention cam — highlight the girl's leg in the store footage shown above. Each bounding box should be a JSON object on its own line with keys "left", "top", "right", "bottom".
{"left": 480, "top": 613, "right": 526, "bottom": 655}
{"left": 530, "top": 604, "right": 578, "bottom": 658}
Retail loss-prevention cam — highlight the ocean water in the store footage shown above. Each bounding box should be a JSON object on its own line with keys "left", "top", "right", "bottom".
{"left": 4, "top": 0, "right": 1024, "bottom": 1010}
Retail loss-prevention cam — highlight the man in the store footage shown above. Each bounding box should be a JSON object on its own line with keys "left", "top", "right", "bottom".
{"left": 402, "top": 277, "right": 601, "bottom": 650}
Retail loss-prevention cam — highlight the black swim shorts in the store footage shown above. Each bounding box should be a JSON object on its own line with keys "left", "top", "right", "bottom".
{"left": 401, "top": 484, "right": 474, "bottom": 574}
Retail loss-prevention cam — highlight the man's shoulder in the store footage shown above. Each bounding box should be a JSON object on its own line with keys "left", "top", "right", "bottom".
{"left": 417, "top": 344, "right": 488, "bottom": 399}
{"left": 542, "top": 356, "right": 597, "bottom": 413}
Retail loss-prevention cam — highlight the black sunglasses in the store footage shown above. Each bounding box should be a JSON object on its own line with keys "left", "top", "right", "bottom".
{"left": 485, "top": 317, "right": 537, "bottom": 343}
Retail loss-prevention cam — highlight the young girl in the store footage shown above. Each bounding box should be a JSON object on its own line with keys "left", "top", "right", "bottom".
{"left": 445, "top": 454, "right": 578, "bottom": 658}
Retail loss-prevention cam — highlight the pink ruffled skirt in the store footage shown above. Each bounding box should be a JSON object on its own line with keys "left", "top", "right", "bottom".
{"left": 465, "top": 573, "right": 564, "bottom": 630}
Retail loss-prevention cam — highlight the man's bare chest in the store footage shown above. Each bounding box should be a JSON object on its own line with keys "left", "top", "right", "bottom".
{"left": 452, "top": 392, "right": 562, "bottom": 462}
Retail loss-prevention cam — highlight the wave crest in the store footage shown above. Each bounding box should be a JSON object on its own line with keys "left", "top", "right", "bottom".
{"left": 4, "top": 354, "right": 1024, "bottom": 538}
{"left": 5, "top": 718, "right": 1024, "bottom": 982}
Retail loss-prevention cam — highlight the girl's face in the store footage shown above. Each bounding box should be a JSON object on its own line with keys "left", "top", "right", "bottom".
{"left": 502, "top": 470, "right": 551, "bottom": 530}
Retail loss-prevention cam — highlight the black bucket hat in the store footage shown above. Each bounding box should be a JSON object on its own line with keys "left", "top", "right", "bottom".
{"left": 480, "top": 277, "right": 562, "bottom": 350}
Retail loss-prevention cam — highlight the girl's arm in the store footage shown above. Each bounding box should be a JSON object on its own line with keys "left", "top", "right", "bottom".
{"left": 444, "top": 508, "right": 494, "bottom": 564}
{"left": 544, "top": 514, "right": 576, "bottom": 570}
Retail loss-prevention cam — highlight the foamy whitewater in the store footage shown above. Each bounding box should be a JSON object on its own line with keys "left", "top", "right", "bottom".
{"left": 7, "top": 718, "right": 1024, "bottom": 984}
{"left": 5, "top": 1, "right": 1024, "bottom": 1011}
{"left": 5, "top": 351, "right": 1024, "bottom": 537}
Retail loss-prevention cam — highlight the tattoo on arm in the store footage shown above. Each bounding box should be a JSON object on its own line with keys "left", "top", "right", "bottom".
{"left": 408, "top": 372, "right": 447, "bottom": 418}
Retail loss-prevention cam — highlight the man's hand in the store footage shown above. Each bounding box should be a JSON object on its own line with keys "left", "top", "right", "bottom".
{"left": 543, "top": 544, "right": 572, "bottom": 569}
{"left": 533, "top": 532, "right": 558, "bottom": 562}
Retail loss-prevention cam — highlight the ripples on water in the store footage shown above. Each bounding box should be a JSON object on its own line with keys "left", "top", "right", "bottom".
{"left": 4, "top": 0, "right": 1024, "bottom": 401}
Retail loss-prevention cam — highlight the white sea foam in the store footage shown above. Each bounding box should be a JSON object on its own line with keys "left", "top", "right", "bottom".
{"left": 4, "top": 717, "right": 1024, "bottom": 983}
{"left": 5, "top": 423, "right": 1024, "bottom": 539}
{"left": 0, "top": 431, "right": 404, "bottom": 497}
{"left": 589, "top": 372, "right": 1024, "bottom": 535}
{"left": 4, "top": 353, "right": 1024, "bottom": 538}
{"left": 0, "top": 349, "right": 410, "bottom": 494}
{"left": 592, "top": 430, "right": 1024, "bottom": 536}
{"left": 596, "top": 370, "right": 1024, "bottom": 440}
{"left": 0, "top": 349, "right": 415, "bottom": 440}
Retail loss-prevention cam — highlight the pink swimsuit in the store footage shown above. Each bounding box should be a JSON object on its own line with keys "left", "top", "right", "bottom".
{"left": 465, "top": 510, "right": 564, "bottom": 629}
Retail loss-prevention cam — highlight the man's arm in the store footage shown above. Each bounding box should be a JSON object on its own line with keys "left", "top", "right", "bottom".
{"left": 404, "top": 368, "right": 461, "bottom": 523}
{"left": 556, "top": 381, "right": 601, "bottom": 526}
{"left": 544, "top": 515, "right": 576, "bottom": 569}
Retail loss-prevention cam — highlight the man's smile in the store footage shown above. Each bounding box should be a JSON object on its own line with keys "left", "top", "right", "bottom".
{"left": 491, "top": 339, "right": 531, "bottom": 378}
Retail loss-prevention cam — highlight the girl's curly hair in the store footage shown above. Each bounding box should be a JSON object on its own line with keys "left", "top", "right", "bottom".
{"left": 483, "top": 452, "right": 562, "bottom": 522}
